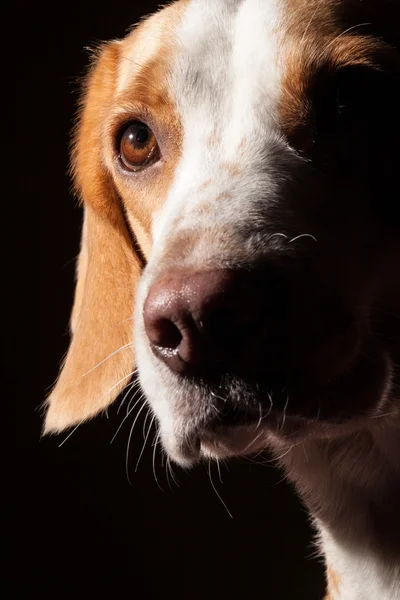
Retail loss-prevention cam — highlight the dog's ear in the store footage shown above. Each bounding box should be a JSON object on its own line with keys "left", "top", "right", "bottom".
{"left": 44, "top": 42, "right": 142, "bottom": 433}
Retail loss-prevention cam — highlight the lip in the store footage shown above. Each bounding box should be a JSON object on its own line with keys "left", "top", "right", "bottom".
{"left": 200, "top": 423, "right": 269, "bottom": 460}
{"left": 160, "top": 342, "right": 392, "bottom": 466}
{"left": 164, "top": 423, "right": 269, "bottom": 466}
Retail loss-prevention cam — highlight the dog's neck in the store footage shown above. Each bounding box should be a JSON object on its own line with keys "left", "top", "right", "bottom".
{"left": 277, "top": 421, "right": 400, "bottom": 599}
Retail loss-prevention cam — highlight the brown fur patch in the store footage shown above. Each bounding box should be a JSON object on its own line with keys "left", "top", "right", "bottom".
{"left": 216, "top": 192, "right": 233, "bottom": 202}
{"left": 45, "top": 1, "right": 190, "bottom": 432}
{"left": 161, "top": 230, "right": 203, "bottom": 266}
{"left": 220, "top": 162, "right": 242, "bottom": 177}
{"left": 207, "top": 130, "right": 221, "bottom": 148}
{"left": 197, "top": 179, "right": 212, "bottom": 191}
{"left": 193, "top": 202, "right": 213, "bottom": 216}
{"left": 279, "top": 0, "right": 396, "bottom": 149}
{"left": 326, "top": 564, "right": 341, "bottom": 597}
{"left": 108, "top": 6, "right": 188, "bottom": 252}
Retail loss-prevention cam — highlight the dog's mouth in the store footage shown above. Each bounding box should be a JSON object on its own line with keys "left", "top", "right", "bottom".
{"left": 159, "top": 342, "right": 393, "bottom": 466}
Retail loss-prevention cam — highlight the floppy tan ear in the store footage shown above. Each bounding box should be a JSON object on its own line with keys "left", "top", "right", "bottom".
{"left": 44, "top": 42, "right": 142, "bottom": 433}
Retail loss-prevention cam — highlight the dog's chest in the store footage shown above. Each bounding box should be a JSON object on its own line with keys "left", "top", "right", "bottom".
{"left": 319, "top": 524, "right": 400, "bottom": 600}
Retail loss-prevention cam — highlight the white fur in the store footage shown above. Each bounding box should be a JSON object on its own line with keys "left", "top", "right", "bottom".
{"left": 319, "top": 524, "right": 400, "bottom": 600}
{"left": 277, "top": 408, "right": 400, "bottom": 599}
{"left": 135, "top": 0, "right": 288, "bottom": 460}
{"left": 130, "top": 2, "right": 400, "bottom": 598}
{"left": 150, "top": 0, "right": 286, "bottom": 260}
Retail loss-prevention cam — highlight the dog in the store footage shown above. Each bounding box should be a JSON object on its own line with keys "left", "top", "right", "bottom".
{"left": 44, "top": 1, "right": 400, "bottom": 598}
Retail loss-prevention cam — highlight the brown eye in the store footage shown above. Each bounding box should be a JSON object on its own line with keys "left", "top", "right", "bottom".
{"left": 119, "top": 121, "right": 159, "bottom": 171}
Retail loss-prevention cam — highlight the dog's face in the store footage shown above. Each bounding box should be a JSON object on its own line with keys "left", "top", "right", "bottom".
{"left": 45, "top": 0, "right": 400, "bottom": 466}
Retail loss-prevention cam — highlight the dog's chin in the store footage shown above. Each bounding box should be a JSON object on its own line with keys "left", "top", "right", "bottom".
{"left": 158, "top": 344, "right": 393, "bottom": 467}
{"left": 161, "top": 424, "right": 270, "bottom": 468}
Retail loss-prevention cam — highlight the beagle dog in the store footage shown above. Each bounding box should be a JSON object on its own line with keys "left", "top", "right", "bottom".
{"left": 45, "top": 1, "right": 400, "bottom": 598}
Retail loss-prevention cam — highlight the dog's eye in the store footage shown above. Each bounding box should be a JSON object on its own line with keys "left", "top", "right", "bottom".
{"left": 315, "top": 66, "right": 392, "bottom": 135}
{"left": 307, "top": 64, "right": 399, "bottom": 170}
{"left": 332, "top": 67, "right": 379, "bottom": 122}
{"left": 119, "top": 122, "right": 159, "bottom": 171}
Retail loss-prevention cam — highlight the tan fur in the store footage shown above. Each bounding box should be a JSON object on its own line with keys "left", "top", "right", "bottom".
{"left": 44, "top": 1, "right": 399, "bottom": 596}
{"left": 197, "top": 180, "right": 212, "bottom": 191}
{"left": 220, "top": 162, "right": 242, "bottom": 177}
{"left": 44, "top": 44, "right": 141, "bottom": 432}
{"left": 44, "top": 6, "right": 186, "bottom": 433}
{"left": 326, "top": 564, "right": 342, "bottom": 597}
{"left": 280, "top": 0, "right": 396, "bottom": 146}
{"left": 215, "top": 192, "right": 233, "bottom": 202}
{"left": 207, "top": 131, "right": 221, "bottom": 148}
{"left": 45, "top": 1, "right": 396, "bottom": 434}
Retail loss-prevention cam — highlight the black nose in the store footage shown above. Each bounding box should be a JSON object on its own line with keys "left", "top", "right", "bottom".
{"left": 143, "top": 269, "right": 277, "bottom": 376}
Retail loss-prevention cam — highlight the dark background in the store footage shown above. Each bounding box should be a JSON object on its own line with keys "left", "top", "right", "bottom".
{"left": 16, "top": 2, "right": 325, "bottom": 598}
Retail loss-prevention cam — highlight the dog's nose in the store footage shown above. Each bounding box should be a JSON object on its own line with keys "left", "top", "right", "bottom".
{"left": 143, "top": 269, "right": 272, "bottom": 375}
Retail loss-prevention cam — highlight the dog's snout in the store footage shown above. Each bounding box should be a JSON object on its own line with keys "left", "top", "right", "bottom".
{"left": 143, "top": 269, "right": 265, "bottom": 375}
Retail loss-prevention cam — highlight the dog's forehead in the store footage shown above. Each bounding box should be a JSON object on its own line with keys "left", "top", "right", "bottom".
{"left": 117, "top": 0, "right": 294, "bottom": 156}
{"left": 115, "top": 0, "right": 343, "bottom": 141}
{"left": 118, "top": 0, "right": 284, "bottom": 94}
{"left": 116, "top": 2, "right": 187, "bottom": 94}
{"left": 171, "top": 0, "right": 284, "bottom": 139}
{"left": 116, "top": 0, "right": 388, "bottom": 112}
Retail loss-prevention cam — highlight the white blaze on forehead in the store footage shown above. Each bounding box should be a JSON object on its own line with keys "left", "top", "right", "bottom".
{"left": 173, "top": 0, "right": 283, "bottom": 143}
{"left": 230, "top": 0, "right": 283, "bottom": 143}
{"left": 151, "top": 0, "right": 285, "bottom": 244}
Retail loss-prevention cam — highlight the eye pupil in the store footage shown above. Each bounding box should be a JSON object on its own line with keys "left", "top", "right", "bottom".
{"left": 118, "top": 121, "right": 159, "bottom": 171}
{"left": 131, "top": 125, "right": 149, "bottom": 145}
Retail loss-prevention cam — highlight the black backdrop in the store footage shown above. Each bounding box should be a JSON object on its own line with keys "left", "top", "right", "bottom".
{"left": 16, "top": 2, "right": 326, "bottom": 598}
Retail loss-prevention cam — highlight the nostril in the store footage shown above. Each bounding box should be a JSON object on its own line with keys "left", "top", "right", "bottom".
{"left": 143, "top": 268, "right": 277, "bottom": 375}
{"left": 150, "top": 318, "right": 183, "bottom": 350}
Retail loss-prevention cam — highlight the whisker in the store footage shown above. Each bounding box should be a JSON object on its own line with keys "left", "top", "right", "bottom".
{"left": 116, "top": 379, "right": 139, "bottom": 416}
{"left": 142, "top": 406, "right": 152, "bottom": 439}
{"left": 280, "top": 395, "right": 290, "bottom": 431}
{"left": 209, "top": 390, "right": 229, "bottom": 403}
{"left": 125, "top": 380, "right": 143, "bottom": 415}
{"left": 255, "top": 402, "right": 263, "bottom": 431}
{"left": 267, "top": 233, "right": 288, "bottom": 241}
{"left": 125, "top": 400, "right": 147, "bottom": 485}
{"left": 152, "top": 430, "right": 163, "bottom": 491}
{"left": 164, "top": 455, "right": 172, "bottom": 489}
{"left": 82, "top": 345, "right": 135, "bottom": 377}
{"left": 242, "top": 430, "right": 264, "bottom": 454}
{"left": 135, "top": 413, "right": 156, "bottom": 472}
{"left": 114, "top": 317, "right": 135, "bottom": 327}
{"left": 324, "top": 22, "right": 372, "bottom": 52}
{"left": 263, "top": 441, "right": 303, "bottom": 465}
{"left": 216, "top": 458, "right": 223, "bottom": 484}
{"left": 111, "top": 392, "right": 144, "bottom": 444}
{"left": 168, "top": 457, "right": 179, "bottom": 488}
{"left": 281, "top": 425, "right": 305, "bottom": 440}
{"left": 97, "top": 371, "right": 136, "bottom": 407}
{"left": 372, "top": 411, "right": 398, "bottom": 420}
{"left": 58, "top": 423, "right": 80, "bottom": 447}
{"left": 289, "top": 233, "right": 317, "bottom": 244}
{"left": 207, "top": 461, "right": 233, "bottom": 518}
{"left": 262, "top": 391, "right": 274, "bottom": 420}
{"left": 249, "top": 445, "right": 269, "bottom": 462}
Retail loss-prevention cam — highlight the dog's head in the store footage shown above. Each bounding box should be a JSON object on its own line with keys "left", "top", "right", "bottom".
{"left": 45, "top": 0, "right": 400, "bottom": 466}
